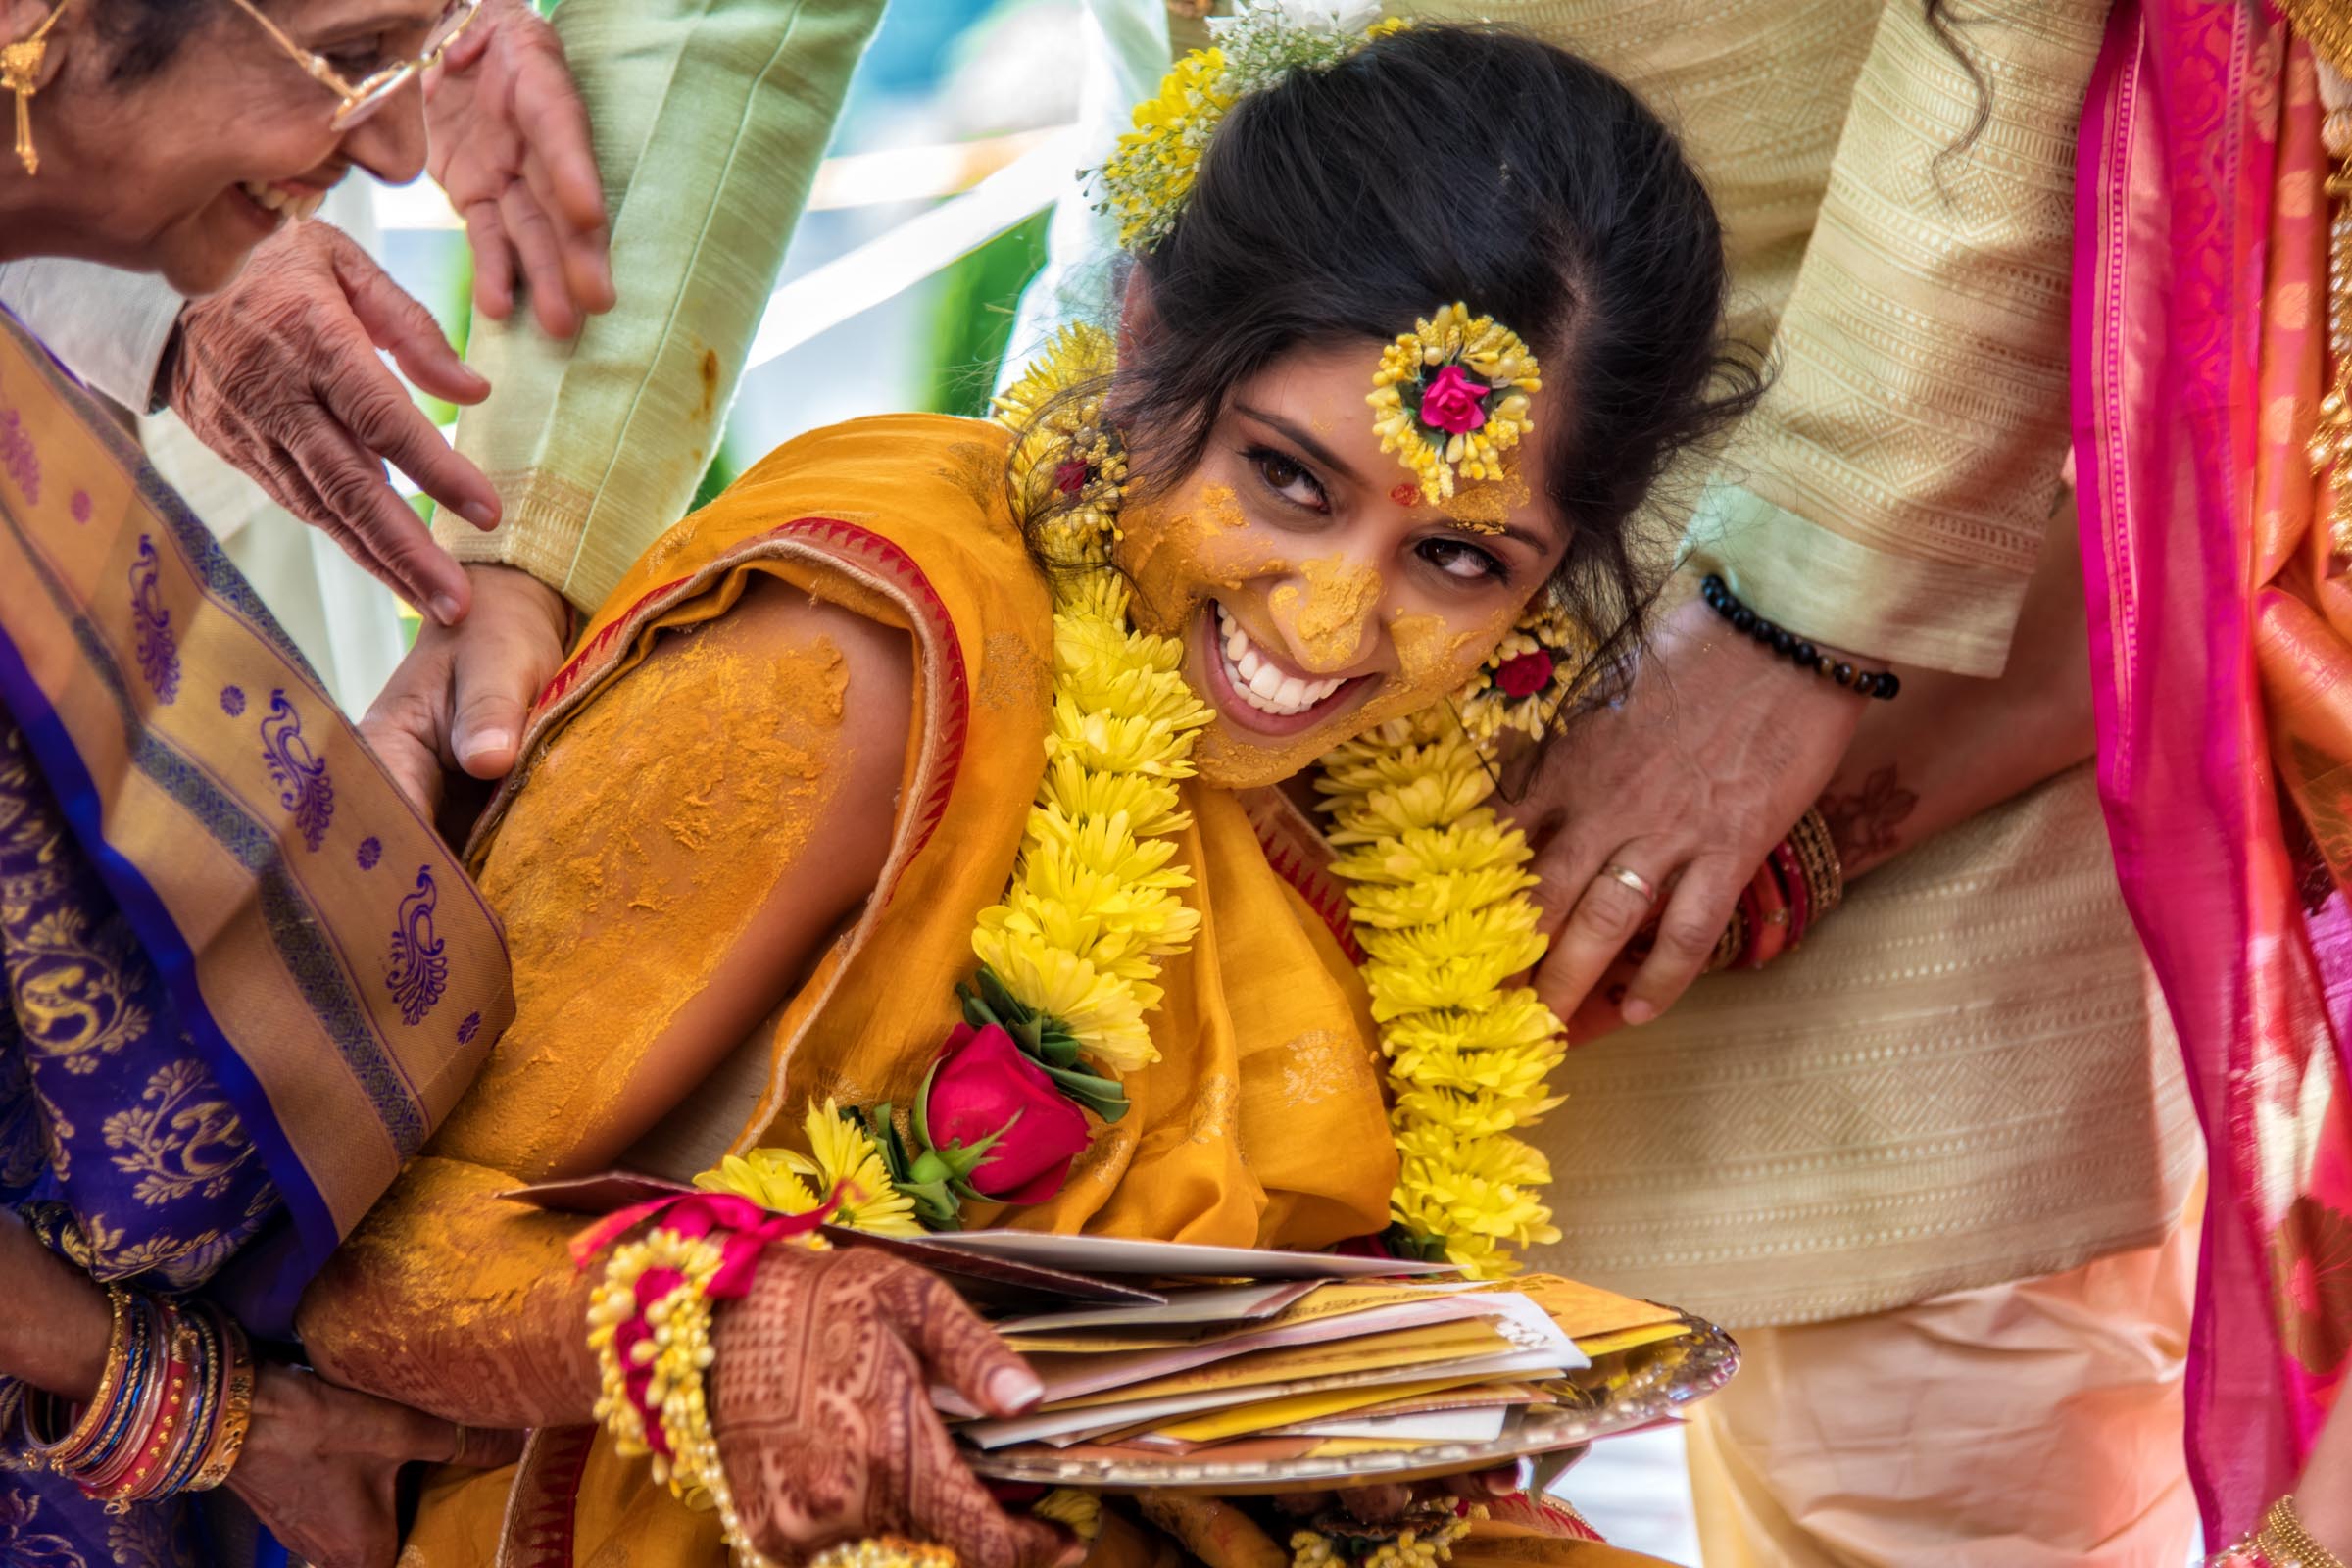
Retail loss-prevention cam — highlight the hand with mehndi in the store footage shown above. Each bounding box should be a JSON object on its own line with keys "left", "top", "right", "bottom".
{"left": 165, "top": 221, "right": 503, "bottom": 626}
{"left": 425, "top": 0, "right": 613, "bottom": 338}
{"left": 1505, "top": 579, "right": 1864, "bottom": 1027}
{"left": 709, "top": 1246, "right": 1082, "bottom": 1568}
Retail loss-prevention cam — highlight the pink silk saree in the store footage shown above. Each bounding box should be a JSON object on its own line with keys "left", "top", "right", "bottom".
{"left": 2075, "top": 0, "right": 2352, "bottom": 1537}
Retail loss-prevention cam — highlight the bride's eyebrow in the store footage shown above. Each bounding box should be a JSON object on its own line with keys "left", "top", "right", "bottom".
{"left": 1233, "top": 404, "right": 1364, "bottom": 487}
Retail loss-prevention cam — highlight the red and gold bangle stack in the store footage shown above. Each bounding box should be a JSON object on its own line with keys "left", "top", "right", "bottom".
{"left": 1706, "top": 808, "right": 1846, "bottom": 973}
{"left": 18, "top": 1288, "right": 257, "bottom": 1513}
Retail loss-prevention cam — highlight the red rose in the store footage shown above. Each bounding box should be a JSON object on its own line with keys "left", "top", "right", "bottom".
{"left": 1054, "top": 459, "right": 1091, "bottom": 497}
{"left": 1494, "top": 649, "right": 1555, "bottom": 699}
{"left": 1418, "top": 364, "right": 1492, "bottom": 436}
{"left": 925, "top": 1023, "right": 1094, "bottom": 1203}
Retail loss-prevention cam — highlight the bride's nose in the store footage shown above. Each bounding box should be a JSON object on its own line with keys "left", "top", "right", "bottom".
{"left": 1267, "top": 556, "right": 1388, "bottom": 674}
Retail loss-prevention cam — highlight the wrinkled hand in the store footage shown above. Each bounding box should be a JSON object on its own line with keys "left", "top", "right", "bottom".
{"left": 710, "top": 1247, "right": 1081, "bottom": 1568}
{"left": 1506, "top": 582, "right": 1865, "bottom": 1026}
{"left": 361, "top": 564, "right": 569, "bottom": 815}
{"left": 427, "top": 0, "right": 612, "bottom": 338}
{"left": 226, "top": 1360, "right": 519, "bottom": 1568}
{"left": 167, "top": 220, "right": 499, "bottom": 626}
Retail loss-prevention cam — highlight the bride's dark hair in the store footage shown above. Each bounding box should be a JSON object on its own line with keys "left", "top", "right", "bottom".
{"left": 1105, "top": 22, "right": 1759, "bottom": 686}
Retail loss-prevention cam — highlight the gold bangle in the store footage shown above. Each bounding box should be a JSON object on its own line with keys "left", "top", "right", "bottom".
{"left": 1788, "top": 808, "right": 1845, "bottom": 919}
{"left": 185, "top": 1309, "right": 254, "bottom": 1493}
{"left": 25, "top": 1285, "right": 131, "bottom": 1472}
{"left": 2260, "top": 1495, "right": 2349, "bottom": 1568}
{"left": 1706, "top": 909, "right": 1745, "bottom": 974}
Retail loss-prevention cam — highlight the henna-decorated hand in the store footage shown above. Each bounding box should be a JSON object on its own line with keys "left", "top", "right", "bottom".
{"left": 710, "top": 1248, "right": 1082, "bottom": 1568}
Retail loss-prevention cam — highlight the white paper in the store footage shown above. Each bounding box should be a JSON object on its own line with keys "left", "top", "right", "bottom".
{"left": 1290, "top": 1408, "right": 1510, "bottom": 1443}
{"left": 918, "top": 1231, "right": 1453, "bottom": 1279}
{"left": 998, "top": 1282, "right": 1314, "bottom": 1334}
{"left": 958, "top": 1348, "right": 1577, "bottom": 1449}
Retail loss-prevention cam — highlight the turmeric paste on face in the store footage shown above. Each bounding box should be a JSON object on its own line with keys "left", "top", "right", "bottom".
{"left": 439, "top": 631, "right": 852, "bottom": 1176}
{"left": 1268, "top": 557, "right": 1384, "bottom": 671}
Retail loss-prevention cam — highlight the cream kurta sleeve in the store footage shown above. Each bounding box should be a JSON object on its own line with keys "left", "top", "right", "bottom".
{"left": 1681, "top": 0, "right": 2105, "bottom": 677}
{"left": 436, "top": 0, "right": 885, "bottom": 614}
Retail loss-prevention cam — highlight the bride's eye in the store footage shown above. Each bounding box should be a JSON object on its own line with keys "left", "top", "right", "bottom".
{"left": 1416, "top": 535, "right": 1510, "bottom": 584}
{"left": 1244, "top": 446, "right": 1329, "bottom": 513}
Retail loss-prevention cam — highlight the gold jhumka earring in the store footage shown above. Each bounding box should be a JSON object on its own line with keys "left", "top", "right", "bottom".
{"left": 1, "top": 0, "right": 80, "bottom": 175}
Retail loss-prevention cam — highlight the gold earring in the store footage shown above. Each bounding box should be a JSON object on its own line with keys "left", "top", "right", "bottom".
{"left": 2, "top": 0, "right": 80, "bottom": 175}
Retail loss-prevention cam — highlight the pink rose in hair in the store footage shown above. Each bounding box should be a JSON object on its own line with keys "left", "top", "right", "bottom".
{"left": 1418, "top": 364, "right": 1493, "bottom": 436}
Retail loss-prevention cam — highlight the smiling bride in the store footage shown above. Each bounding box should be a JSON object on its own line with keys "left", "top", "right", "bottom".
{"left": 284, "top": 11, "right": 1756, "bottom": 1566}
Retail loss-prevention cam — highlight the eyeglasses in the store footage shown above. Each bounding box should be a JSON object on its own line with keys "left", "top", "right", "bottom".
{"left": 228, "top": 0, "right": 482, "bottom": 132}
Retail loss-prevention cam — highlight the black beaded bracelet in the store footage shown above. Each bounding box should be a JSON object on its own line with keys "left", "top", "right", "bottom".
{"left": 1699, "top": 575, "right": 1900, "bottom": 701}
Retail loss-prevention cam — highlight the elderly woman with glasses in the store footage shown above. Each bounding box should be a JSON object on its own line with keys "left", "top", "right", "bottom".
{"left": 0, "top": 3, "right": 537, "bottom": 1565}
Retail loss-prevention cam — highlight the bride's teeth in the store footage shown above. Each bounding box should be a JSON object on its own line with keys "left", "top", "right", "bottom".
{"left": 292, "top": 191, "right": 323, "bottom": 221}
{"left": 1213, "top": 602, "right": 1348, "bottom": 716}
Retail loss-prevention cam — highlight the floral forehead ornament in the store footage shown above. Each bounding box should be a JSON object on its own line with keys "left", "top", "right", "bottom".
{"left": 1092, "top": 1, "right": 1544, "bottom": 523}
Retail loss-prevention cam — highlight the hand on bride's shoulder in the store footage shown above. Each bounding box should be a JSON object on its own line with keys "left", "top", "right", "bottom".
{"left": 710, "top": 1246, "right": 1082, "bottom": 1568}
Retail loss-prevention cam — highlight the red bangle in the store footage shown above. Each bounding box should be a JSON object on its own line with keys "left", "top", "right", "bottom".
{"left": 1740, "top": 864, "right": 1790, "bottom": 969}
{"left": 83, "top": 1327, "right": 193, "bottom": 1508}
{"left": 1771, "top": 841, "right": 1809, "bottom": 946}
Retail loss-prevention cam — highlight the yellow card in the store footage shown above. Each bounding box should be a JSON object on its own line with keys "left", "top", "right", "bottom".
{"left": 1305, "top": 1438, "right": 1439, "bottom": 1456}
{"left": 1149, "top": 1373, "right": 1507, "bottom": 1444}
{"left": 1510, "top": 1274, "right": 1683, "bottom": 1339}
{"left": 1041, "top": 1321, "right": 1514, "bottom": 1412}
{"left": 1575, "top": 1322, "right": 1692, "bottom": 1358}
{"left": 1000, "top": 1331, "right": 1203, "bottom": 1353}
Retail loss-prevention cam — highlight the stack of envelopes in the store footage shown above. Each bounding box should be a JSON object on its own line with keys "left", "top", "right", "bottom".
{"left": 899, "top": 1232, "right": 1713, "bottom": 1479}
{"left": 502, "top": 1178, "right": 1725, "bottom": 1486}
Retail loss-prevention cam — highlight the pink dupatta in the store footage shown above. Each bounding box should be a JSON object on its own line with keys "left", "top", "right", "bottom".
{"left": 2075, "top": 0, "right": 2352, "bottom": 1537}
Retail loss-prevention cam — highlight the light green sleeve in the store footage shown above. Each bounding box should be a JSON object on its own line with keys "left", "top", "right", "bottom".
{"left": 437, "top": 0, "right": 886, "bottom": 615}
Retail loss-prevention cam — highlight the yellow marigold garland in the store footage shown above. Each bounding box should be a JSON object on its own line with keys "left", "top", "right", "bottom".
{"left": 1317, "top": 711, "right": 1569, "bottom": 1278}
{"left": 974, "top": 325, "right": 1215, "bottom": 1077}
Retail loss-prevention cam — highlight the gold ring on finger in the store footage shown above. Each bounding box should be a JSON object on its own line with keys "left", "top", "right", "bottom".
{"left": 1599, "top": 862, "right": 1657, "bottom": 903}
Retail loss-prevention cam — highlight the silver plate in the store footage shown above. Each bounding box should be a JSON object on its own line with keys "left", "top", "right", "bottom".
{"left": 964, "top": 1316, "right": 1740, "bottom": 1494}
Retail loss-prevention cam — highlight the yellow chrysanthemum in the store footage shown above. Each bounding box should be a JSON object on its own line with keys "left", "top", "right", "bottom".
{"left": 694, "top": 1151, "right": 821, "bottom": 1215}
{"left": 971, "top": 921, "right": 1158, "bottom": 1074}
{"left": 1380, "top": 989, "right": 1564, "bottom": 1056}
{"left": 1095, "top": 47, "right": 1232, "bottom": 251}
{"left": 1317, "top": 700, "right": 1572, "bottom": 1278}
{"left": 1036, "top": 755, "right": 1190, "bottom": 839}
{"left": 1327, "top": 818, "right": 1531, "bottom": 884}
{"left": 697, "top": 1100, "right": 923, "bottom": 1238}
